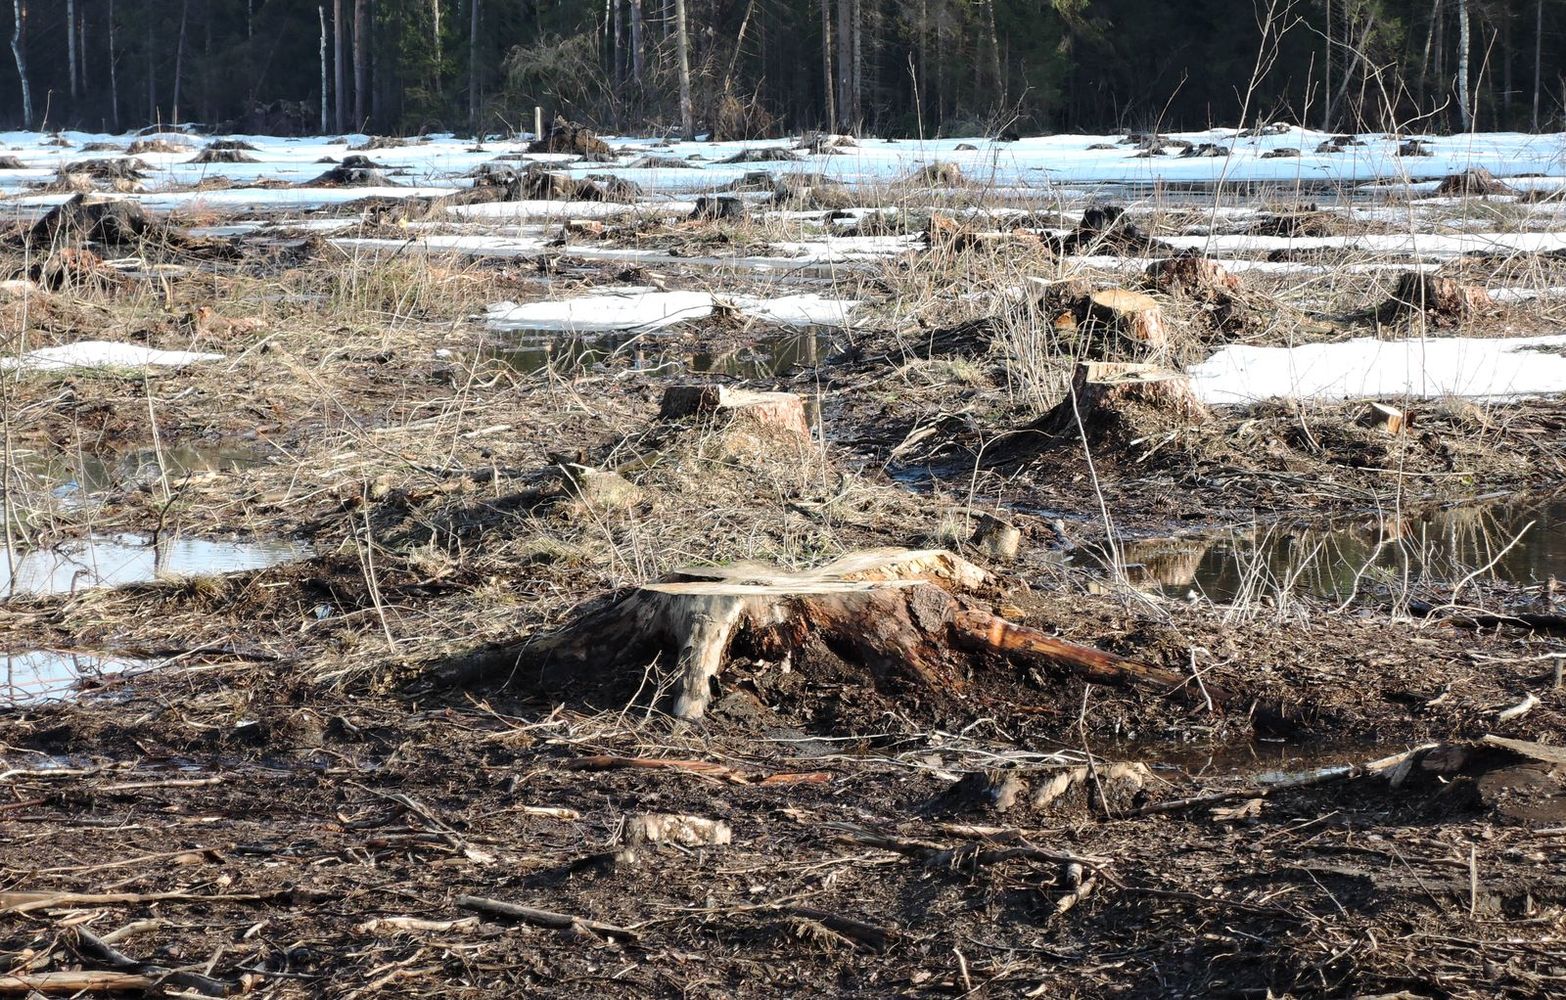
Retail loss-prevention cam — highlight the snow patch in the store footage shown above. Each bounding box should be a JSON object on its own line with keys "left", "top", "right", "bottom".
{"left": 484, "top": 288, "right": 858, "bottom": 332}
{"left": 1190, "top": 334, "right": 1566, "bottom": 405}
{"left": 3, "top": 342, "right": 224, "bottom": 372}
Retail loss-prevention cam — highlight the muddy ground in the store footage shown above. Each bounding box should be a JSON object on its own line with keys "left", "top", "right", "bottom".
{"left": 3, "top": 173, "right": 1566, "bottom": 998}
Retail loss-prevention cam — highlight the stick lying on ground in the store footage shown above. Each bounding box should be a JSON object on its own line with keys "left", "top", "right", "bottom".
{"left": 455, "top": 895, "right": 637, "bottom": 941}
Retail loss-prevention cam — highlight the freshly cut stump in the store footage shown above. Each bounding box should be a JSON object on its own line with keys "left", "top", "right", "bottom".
{"left": 660, "top": 384, "right": 810, "bottom": 438}
{"left": 1083, "top": 289, "right": 1169, "bottom": 352}
{"left": 443, "top": 548, "right": 1226, "bottom": 720}
{"left": 1377, "top": 272, "right": 1493, "bottom": 323}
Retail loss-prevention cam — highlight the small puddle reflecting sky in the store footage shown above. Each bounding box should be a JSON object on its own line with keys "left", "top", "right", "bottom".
{"left": 1, "top": 650, "right": 153, "bottom": 706}
{"left": 1117, "top": 498, "right": 1566, "bottom": 601}
{"left": 1, "top": 533, "right": 309, "bottom": 598}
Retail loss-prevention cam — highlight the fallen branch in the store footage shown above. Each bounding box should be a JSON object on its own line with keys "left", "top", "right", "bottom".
{"left": 454, "top": 894, "right": 637, "bottom": 941}
{"left": 561, "top": 755, "right": 830, "bottom": 786}
{"left": 1132, "top": 743, "right": 1438, "bottom": 816}
{"left": 0, "top": 890, "right": 266, "bottom": 915}
{"left": 0, "top": 972, "right": 157, "bottom": 993}
{"left": 781, "top": 906, "right": 896, "bottom": 953}
{"left": 71, "top": 927, "right": 232, "bottom": 997}
{"left": 951, "top": 608, "right": 1230, "bottom": 707}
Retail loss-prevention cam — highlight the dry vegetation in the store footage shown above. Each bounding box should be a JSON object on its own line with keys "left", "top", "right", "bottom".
{"left": 3, "top": 170, "right": 1566, "bottom": 999}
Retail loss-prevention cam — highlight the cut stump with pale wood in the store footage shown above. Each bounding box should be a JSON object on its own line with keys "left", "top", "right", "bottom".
{"left": 440, "top": 548, "right": 1228, "bottom": 720}
{"left": 1082, "top": 289, "right": 1169, "bottom": 353}
{"left": 660, "top": 384, "right": 811, "bottom": 439}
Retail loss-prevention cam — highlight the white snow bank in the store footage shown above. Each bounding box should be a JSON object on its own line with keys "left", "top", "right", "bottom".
{"left": 448, "top": 198, "right": 697, "bottom": 221}
{"left": 3, "top": 342, "right": 224, "bottom": 371}
{"left": 484, "top": 288, "right": 858, "bottom": 332}
{"left": 1190, "top": 334, "right": 1566, "bottom": 405}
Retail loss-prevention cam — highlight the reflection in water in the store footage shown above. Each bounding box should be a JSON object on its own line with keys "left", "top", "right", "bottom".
{"left": 1, "top": 650, "right": 153, "bottom": 705}
{"left": 10, "top": 444, "right": 266, "bottom": 509}
{"left": 1118, "top": 499, "right": 1566, "bottom": 602}
{"left": 1, "top": 533, "right": 309, "bottom": 598}
{"left": 475, "top": 328, "right": 834, "bottom": 380}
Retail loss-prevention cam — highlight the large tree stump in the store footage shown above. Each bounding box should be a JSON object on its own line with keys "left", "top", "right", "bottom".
{"left": 1081, "top": 290, "right": 1170, "bottom": 353}
{"left": 442, "top": 548, "right": 1224, "bottom": 719}
{"left": 1376, "top": 272, "right": 1493, "bottom": 324}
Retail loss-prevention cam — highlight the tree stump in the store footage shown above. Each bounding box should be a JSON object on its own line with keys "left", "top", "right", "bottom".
{"left": 441, "top": 548, "right": 1225, "bottom": 719}
{"left": 1377, "top": 272, "right": 1493, "bottom": 324}
{"left": 660, "top": 385, "right": 811, "bottom": 439}
{"left": 29, "top": 194, "right": 152, "bottom": 249}
{"left": 1082, "top": 289, "right": 1170, "bottom": 353}
{"left": 1435, "top": 168, "right": 1514, "bottom": 197}
{"left": 991, "top": 362, "right": 1208, "bottom": 461}
{"left": 1145, "top": 255, "right": 1241, "bottom": 301}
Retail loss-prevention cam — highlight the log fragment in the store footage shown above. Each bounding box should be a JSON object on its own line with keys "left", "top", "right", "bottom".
{"left": 659, "top": 384, "right": 810, "bottom": 438}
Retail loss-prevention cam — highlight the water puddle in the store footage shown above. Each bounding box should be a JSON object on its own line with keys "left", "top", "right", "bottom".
{"left": 14, "top": 444, "right": 268, "bottom": 501}
{"left": 474, "top": 328, "right": 836, "bottom": 379}
{"left": 1112, "top": 497, "right": 1566, "bottom": 602}
{"left": 1, "top": 532, "right": 309, "bottom": 598}
{"left": 1, "top": 650, "right": 155, "bottom": 706}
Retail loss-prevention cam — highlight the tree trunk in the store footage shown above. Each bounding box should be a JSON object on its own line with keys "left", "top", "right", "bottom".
{"left": 851, "top": 0, "right": 863, "bottom": 124}
{"left": 10, "top": 0, "right": 30, "bottom": 130}
{"left": 673, "top": 0, "right": 692, "bottom": 138}
{"left": 66, "top": 0, "right": 77, "bottom": 101}
{"left": 1534, "top": 0, "right": 1544, "bottom": 130}
{"left": 630, "top": 0, "right": 644, "bottom": 83}
{"left": 1456, "top": 0, "right": 1472, "bottom": 129}
{"left": 1323, "top": 0, "right": 1332, "bottom": 130}
{"left": 835, "top": 0, "right": 852, "bottom": 128}
{"left": 820, "top": 0, "right": 835, "bottom": 131}
{"left": 171, "top": 0, "right": 189, "bottom": 123}
{"left": 319, "top": 6, "right": 329, "bottom": 132}
{"left": 986, "top": 0, "right": 1002, "bottom": 107}
{"left": 334, "top": 0, "right": 346, "bottom": 131}
{"left": 353, "top": 0, "right": 368, "bottom": 127}
{"left": 467, "top": 0, "right": 480, "bottom": 133}
{"left": 108, "top": 0, "right": 118, "bottom": 130}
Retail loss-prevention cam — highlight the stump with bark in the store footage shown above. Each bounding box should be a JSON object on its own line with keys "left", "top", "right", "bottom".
{"left": 992, "top": 361, "right": 1209, "bottom": 462}
{"left": 1080, "top": 289, "right": 1170, "bottom": 354}
{"left": 1434, "top": 168, "right": 1514, "bottom": 197}
{"left": 660, "top": 384, "right": 811, "bottom": 439}
{"left": 29, "top": 194, "right": 153, "bottom": 248}
{"left": 1054, "top": 206, "right": 1172, "bottom": 255}
{"left": 440, "top": 548, "right": 1227, "bottom": 720}
{"left": 527, "top": 115, "right": 614, "bottom": 160}
{"left": 1376, "top": 272, "right": 1493, "bottom": 324}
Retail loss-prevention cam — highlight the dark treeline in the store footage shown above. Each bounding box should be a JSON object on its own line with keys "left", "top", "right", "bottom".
{"left": 3, "top": 1, "right": 1564, "bottom": 137}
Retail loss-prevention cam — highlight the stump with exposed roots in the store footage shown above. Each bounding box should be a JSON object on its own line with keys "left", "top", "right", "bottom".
{"left": 438, "top": 548, "right": 1226, "bottom": 720}
{"left": 1434, "top": 168, "right": 1514, "bottom": 197}
{"left": 991, "top": 362, "right": 1209, "bottom": 461}
{"left": 1377, "top": 272, "right": 1494, "bottom": 324}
